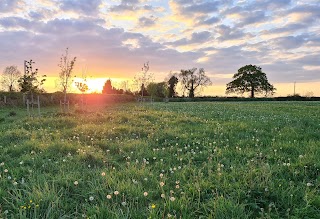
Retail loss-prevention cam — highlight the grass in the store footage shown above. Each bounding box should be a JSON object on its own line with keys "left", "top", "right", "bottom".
{"left": 0, "top": 102, "right": 319, "bottom": 218}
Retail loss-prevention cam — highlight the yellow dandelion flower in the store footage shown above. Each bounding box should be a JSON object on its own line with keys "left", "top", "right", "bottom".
{"left": 151, "top": 204, "right": 156, "bottom": 209}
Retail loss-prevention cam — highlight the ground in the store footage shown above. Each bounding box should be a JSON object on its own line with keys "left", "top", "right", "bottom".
{"left": 0, "top": 102, "right": 319, "bottom": 218}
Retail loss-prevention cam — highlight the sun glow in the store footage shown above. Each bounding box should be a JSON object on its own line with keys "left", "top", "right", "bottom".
{"left": 71, "top": 77, "right": 128, "bottom": 93}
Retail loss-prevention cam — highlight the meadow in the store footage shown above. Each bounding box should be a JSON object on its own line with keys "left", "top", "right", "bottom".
{"left": 0, "top": 102, "right": 319, "bottom": 218}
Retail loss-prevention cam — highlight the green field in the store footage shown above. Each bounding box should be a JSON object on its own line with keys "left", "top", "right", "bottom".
{"left": 0, "top": 102, "right": 319, "bottom": 218}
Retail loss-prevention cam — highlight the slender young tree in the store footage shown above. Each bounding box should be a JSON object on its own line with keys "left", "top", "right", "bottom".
{"left": 58, "top": 48, "right": 76, "bottom": 112}
{"left": 1, "top": 65, "right": 21, "bottom": 92}
{"left": 134, "top": 62, "right": 152, "bottom": 99}
{"left": 18, "top": 60, "right": 46, "bottom": 94}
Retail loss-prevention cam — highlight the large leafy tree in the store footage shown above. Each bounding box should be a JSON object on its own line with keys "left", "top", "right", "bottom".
{"left": 179, "top": 68, "right": 212, "bottom": 98}
{"left": 1, "top": 65, "right": 21, "bottom": 92}
{"left": 226, "top": 64, "right": 276, "bottom": 98}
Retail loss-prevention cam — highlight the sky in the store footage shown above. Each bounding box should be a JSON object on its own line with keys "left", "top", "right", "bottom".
{"left": 0, "top": 0, "right": 319, "bottom": 96}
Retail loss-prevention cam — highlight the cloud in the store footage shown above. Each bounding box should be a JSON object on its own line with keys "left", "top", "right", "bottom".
{"left": 59, "top": 0, "right": 102, "bottom": 15}
{"left": 216, "top": 25, "right": 249, "bottom": 41}
{"left": 167, "top": 31, "right": 212, "bottom": 47}
{"left": 138, "top": 16, "right": 157, "bottom": 27}
{"left": 198, "top": 16, "right": 220, "bottom": 26}
{"left": 0, "top": 0, "right": 20, "bottom": 12}
{"left": 271, "top": 35, "right": 307, "bottom": 50}
{"left": 109, "top": 0, "right": 148, "bottom": 12}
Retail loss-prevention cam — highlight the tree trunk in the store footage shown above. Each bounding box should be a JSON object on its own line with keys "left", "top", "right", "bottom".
{"left": 63, "top": 88, "right": 67, "bottom": 113}
{"left": 189, "top": 89, "right": 195, "bottom": 98}
{"left": 189, "top": 82, "right": 195, "bottom": 98}
{"left": 251, "top": 87, "right": 255, "bottom": 98}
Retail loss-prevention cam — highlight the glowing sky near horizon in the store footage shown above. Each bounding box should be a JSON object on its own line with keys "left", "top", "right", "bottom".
{"left": 0, "top": 0, "right": 319, "bottom": 96}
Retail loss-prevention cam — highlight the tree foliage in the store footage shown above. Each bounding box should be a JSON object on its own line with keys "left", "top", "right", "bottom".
{"left": 102, "top": 79, "right": 124, "bottom": 94}
{"left": 167, "top": 75, "right": 178, "bottom": 98}
{"left": 18, "top": 60, "right": 46, "bottom": 93}
{"left": 179, "top": 68, "right": 212, "bottom": 98}
{"left": 147, "top": 82, "right": 168, "bottom": 98}
{"left": 102, "top": 79, "right": 113, "bottom": 94}
{"left": 1, "top": 65, "right": 21, "bottom": 92}
{"left": 226, "top": 64, "right": 276, "bottom": 98}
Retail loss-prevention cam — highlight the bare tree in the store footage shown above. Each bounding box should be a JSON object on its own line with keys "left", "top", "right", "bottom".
{"left": 134, "top": 62, "right": 153, "bottom": 98}
{"left": 179, "top": 68, "right": 212, "bottom": 98}
{"left": 58, "top": 48, "right": 76, "bottom": 112}
{"left": 1, "top": 65, "right": 21, "bottom": 92}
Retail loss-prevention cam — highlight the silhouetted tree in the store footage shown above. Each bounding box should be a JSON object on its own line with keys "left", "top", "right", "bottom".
{"left": 102, "top": 79, "right": 113, "bottom": 94}
{"left": 179, "top": 68, "right": 211, "bottom": 98}
{"left": 18, "top": 60, "right": 46, "bottom": 93}
{"left": 58, "top": 48, "right": 76, "bottom": 112}
{"left": 168, "top": 75, "right": 178, "bottom": 97}
{"left": 1, "top": 65, "right": 21, "bottom": 92}
{"left": 226, "top": 64, "right": 276, "bottom": 98}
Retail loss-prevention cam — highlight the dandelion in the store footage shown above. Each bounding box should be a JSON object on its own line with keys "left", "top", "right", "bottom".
{"left": 0, "top": 162, "right": 4, "bottom": 166}
{"left": 107, "top": 194, "right": 112, "bottom": 199}
{"left": 151, "top": 204, "right": 156, "bottom": 209}
{"left": 89, "top": 196, "right": 94, "bottom": 201}
{"left": 169, "top": 196, "right": 175, "bottom": 202}
{"left": 74, "top": 181, "right": 79, "bottom": 186}
{"left": 161, "top": 193, "right": 165, "bottom": 198}
{"left": 159, "top": 173, "right": 164, "bottom": 178}
{"left": 121, "top": 201, "right": 126, "bottom": 206}
{"left": 101, "top": 172, "right": 106, "bottom": 176}
{"left": 114, "top": 191, "right": 119, "bottom": 195}
{"left": 307, "top": 183, "right": 313, "bottom": 187}
{"left": 143, "top": 192, "right": 148, "bottom": 197}
{"left": 4, "top": 169, "right": 8, "bottom": 173}
{"left": 160, "top": 182, "right": 165, "bottom": 187}
{"left": 175, "top": 185, "right": 180, "bottom": 189}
